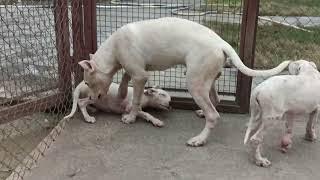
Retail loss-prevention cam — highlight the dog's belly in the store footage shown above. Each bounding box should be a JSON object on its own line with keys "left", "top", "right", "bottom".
{"left": 93, "top": 96, "right": 129, "bottom": 114}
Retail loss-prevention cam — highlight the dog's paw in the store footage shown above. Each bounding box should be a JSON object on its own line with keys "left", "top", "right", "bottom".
{"left": 84, "top": 116, "right": 96, "bottom": 123}
{"left": 186, "top": 135, "right": 207, "bottom": 147}
{"left": 195, "top": 110, "right": 205, "bottom": 118}
{"left": 304, "top": 132, "right": 317, "bottom": 142}
{"left": 255, "top": 157, "right": 271, "bottom": 167}
{"left": 121, "top": 114, "right": 136, "bottom": 124}
{"left": 151, "top": 118, "right": 164, "bottom": 127}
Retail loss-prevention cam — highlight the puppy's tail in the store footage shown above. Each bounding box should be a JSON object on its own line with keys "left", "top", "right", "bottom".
{"left": 244, "top": 92, "right": 261, "bottom": 144}
{"left": 63, "top": 84, "right": 81, "bottom": 120}
{"left": 222, "top": 42, "right": 291, "bottom": 77}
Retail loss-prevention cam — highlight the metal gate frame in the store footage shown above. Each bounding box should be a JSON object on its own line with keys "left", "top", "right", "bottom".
{"left": 79, "top": 0, "right": 260, "bottom": 114}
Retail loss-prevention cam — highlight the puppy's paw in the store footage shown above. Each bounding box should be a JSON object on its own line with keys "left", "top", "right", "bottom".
{"left": 195, "top": 110, "right": 205, "bottom": 118}
{"left": 255, "top": 157, "right": 271, "bottom": 167}
{"left": 121, "top": 114, "right": 136, "bottom": 124}
{"left": 84, "top": 116, "right": 96, "bottom": 123}
{"left": 186, "top": 135, "right": 207, "bottom": 147}
{"left": 151, "top": 118, "right": 164, "bottom": 127}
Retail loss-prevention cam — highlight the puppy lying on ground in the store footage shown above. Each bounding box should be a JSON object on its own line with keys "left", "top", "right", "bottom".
{"left": 244, "top": 60, "right": 320, "bottom": 167}
{"left": 64, "top": 74, "right": 171, "bottom": 127}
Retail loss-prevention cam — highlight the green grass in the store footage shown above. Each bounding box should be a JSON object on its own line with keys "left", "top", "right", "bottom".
{"left": 205, "top": 0, "right": 320, "bottom": 16}
{"left": 204, "top": 21, "right": 320, "bottom": 68}
{"left": 260, "top": 0, "right": 320, "bottom": 16}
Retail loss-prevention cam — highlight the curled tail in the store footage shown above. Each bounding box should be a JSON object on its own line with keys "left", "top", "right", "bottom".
{"left": 63, "top": 84, "right": 81, "bottom": 120}
{"left": 244, "top": 92, "right": 262, "bottom": 144}
{"left": 222, "top": 42, "right": 291, "bottom": 77}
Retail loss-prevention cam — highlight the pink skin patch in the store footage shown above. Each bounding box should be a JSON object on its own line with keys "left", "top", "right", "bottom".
{"left": 280, "top": 133, "right": 292, "bottom": 153}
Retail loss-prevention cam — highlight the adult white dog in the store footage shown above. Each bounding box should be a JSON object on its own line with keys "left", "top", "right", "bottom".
{"left": 63, "top": 73, "right": 171, "bottom": 126}
{"left": 78, "top": 17, "right": 290, "bottom": 146}
{"left": 244, "top": 60, "right": 320, "bottom": 167}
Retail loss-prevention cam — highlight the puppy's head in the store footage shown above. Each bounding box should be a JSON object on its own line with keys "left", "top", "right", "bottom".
{"left": 78, "top": 54, "right": 113, "bottom": 101}
{"left": 144, "top": 86, "right": 171, "bottom": 110}
{"left": 288, "top": 60, "right": 317, "bottom": 75}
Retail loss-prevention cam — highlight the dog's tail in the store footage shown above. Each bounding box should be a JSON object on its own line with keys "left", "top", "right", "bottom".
{"left": 244, "top": 91, "right": 262, "bottom": 144}
{"left": 222, "top": 42, "right": 291, "bottom": 77}
{"left": 63, "top": 84, "right": 81, "bottom": 120}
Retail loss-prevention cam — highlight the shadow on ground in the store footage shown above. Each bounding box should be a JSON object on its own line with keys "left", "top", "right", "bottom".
{"left": 25, "top": 109, "right": 320, "bottom": 180}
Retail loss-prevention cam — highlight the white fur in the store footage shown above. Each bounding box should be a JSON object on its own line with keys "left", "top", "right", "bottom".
{"left": 79, "top": 17, "right": 290, "bottom": 146}
{"left": 244, "top": 60, "right": 320, "bottom": 167}
{"left": 63, "top": 81, "right": 171, "bottom": 127}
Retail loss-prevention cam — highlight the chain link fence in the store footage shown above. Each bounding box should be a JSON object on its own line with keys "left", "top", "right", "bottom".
{"left": 0, "top": 0, "right": 77, "bottom": 179}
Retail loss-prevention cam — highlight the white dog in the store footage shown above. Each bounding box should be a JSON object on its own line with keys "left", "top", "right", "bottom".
{"left": 78, "top": 17, "right": 290, "bottom": 146}
{"left": 63, "top": 73, "right": 171, "bottom": 127}
{"left": 244, "top": 60, "right": 320, "bottom": 167}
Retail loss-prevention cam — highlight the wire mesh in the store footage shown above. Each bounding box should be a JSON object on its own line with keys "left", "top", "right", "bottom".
{"left": 96, "top": 0, "right": 244, "bottom": 100}
{"left": 0, "top": 0, "right": 75, "bottom": 179}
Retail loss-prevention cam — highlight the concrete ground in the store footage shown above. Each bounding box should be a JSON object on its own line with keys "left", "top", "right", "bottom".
{"left": 24, "top": 109, "right": 320, "bottom": 180}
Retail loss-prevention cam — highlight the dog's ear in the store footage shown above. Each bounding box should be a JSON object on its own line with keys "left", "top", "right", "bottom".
{"left": 152, "top": 85, "right": 160, "bottom": 89}
{"left": 78, "top": 60, "right": 95, "bottom": 73}
{"left": 89, "top": 54, "right": 94, "bottom": 59}
{"left": 288, "top": 62, "right": 299, "bottom": 75}
{"left": 144, "top": 88, "right": 157, "bottom": 96}
{"left": 309, "top": 61, "right": 317, "bottom": 69}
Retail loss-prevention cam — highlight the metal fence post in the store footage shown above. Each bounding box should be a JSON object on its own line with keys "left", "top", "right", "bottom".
{"left": 83, "top": 0, "right": 97, "bottom": 55}
{"left": 54, "top": 0, "right": 72, "bottom": 97}
{"left": 236, "top": 0, "right": 260, "bottom": 113}
{"left": 71, "top": 0, "right": 85, "bottom": 85}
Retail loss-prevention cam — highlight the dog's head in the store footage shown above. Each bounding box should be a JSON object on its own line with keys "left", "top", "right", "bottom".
{"left": 288, "top": 60, "right": 317, "bottom": 75}
{"left": 144, "top": 86, "right": 171, "bottom": 110}
{"left": 78, "top": 55, "right": 114, "bottom": 101}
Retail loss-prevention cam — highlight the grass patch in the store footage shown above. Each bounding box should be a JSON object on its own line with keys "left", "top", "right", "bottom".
{"left": 204, "top": 21, "right": 320, "bottom": 68}
{"left": 205, "top": 0, "right": 320, "bottom": 16}
{"left": 260, "top": 0, "right": 320, "bottom": 16}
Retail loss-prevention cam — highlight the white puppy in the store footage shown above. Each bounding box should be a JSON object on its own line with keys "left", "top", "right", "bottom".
{"left": 63, "top": 75, "right": 171, "bottom": 127}
{"left": 244, "top": 60, "right": 320, "bottom": 167}
{"left": 78, "top": 17, "right": 290, "bottom": 146}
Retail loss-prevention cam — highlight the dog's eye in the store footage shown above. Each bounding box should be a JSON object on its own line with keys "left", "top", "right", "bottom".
{"left": 84, "top": 82, "right": 89, "bottom": 86}
{"left": 159, "top": 93, "right": 166, "bottom": 97}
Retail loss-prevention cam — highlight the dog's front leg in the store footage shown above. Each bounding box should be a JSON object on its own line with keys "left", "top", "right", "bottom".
{"left": 78, "top": 98, "right": 96, "bottom": 123}
{"left": 121, "top": 74, "right": 148, "bottom": 124}
{"left": 137, "top": 111, "right": 164, "bottom": 127}
{"left": 118, "top": 72, "right": 131, "bottom": 99}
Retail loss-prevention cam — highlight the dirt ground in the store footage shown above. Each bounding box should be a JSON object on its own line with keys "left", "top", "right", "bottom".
{"left": 22, "top": 109, "right": 320, "bottom": 180}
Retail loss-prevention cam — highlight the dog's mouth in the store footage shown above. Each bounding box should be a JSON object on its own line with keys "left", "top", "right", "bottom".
{"left": 159, "top": 104, "right": 171, "bottom": 110}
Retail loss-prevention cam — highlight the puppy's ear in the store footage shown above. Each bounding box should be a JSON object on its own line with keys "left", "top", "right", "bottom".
{"left": 78, "top": 60, "right": 95, "bottom": 73}
{"left": 144, "top": 88, "right": 157, "bottom": 96}
{"left": 309, "top": 61, "right": 317, "bottom": 70}
{"left": 152, "top": 85, "right": 160, "bottom": 89}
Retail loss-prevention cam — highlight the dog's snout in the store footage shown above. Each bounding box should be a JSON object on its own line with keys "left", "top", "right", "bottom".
{"left": 98, "top": 94, "right": 101, "bottom": 99}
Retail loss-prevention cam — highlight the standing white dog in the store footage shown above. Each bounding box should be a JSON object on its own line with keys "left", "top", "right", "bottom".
{"left": 78, "top": 17, "right": 290, "bottom": 146}
{"left": 244, "top": 60, "right": 320, "bottom": 167}
{"left": 63, "top": 73, "right": 171, "bottom": 127}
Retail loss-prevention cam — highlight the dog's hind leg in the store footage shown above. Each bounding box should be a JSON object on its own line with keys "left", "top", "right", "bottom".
{"left": 305, "top": 108, "right": 319, "bottom": 141}
{"left": 78, "top": 98, "right": 96, "bottom": 123}
{"left": 195, "top": 73, "right": 221, "bottom": 118}
{"left": 185, "top": 63, "right": 221, "bottom": 146}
